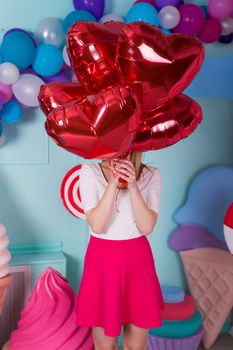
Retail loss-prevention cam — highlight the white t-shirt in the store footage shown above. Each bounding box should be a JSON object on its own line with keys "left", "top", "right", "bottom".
{"left": 79, "top": 162, "right": 162, "bottom": 240}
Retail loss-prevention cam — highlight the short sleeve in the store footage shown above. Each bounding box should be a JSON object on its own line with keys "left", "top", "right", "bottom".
{"left": 146, "top": 168, "right": 162, "bottom": 214}
{"left": 79, "top": 164, "right": 99, "bottom": 214}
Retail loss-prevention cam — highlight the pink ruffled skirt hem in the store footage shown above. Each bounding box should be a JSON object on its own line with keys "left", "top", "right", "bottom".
{"left": 75, "top": 234, "right": 165, "bottom": 337}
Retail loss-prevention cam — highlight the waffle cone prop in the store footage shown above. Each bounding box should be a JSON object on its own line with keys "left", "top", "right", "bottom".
{"left": 180, "top": 247, "right": 233, "bottom": 349}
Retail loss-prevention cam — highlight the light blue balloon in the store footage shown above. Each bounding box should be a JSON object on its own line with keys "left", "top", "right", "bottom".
{"left": 0, "top": 121, "right": 3, "bottom": 136}
{"left": 1, "top": 31, "right": 36, "bottom": 71}
{"left": 125, "top": 3, "right": 159, "bottom": 26}
{"left": 32, "top": 44, "right": 63, "bottom": 77}
{"left": 1, "top": 99, "right": 23, "bottom": 124}
{"left": 161, "top": 28, "right": 172, "bottom": 34}
{"left": 63, "top": 10, "right": 97, "bottom": 34}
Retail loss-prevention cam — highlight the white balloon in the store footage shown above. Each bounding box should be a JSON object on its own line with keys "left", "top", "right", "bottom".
{"left": 0, "top": 133, "right": 5, "bottom": 146}
{"left": 34, "top": 17, "right": 65, "bottom": 48}
{"left": 159, "top": 6, "right": 181, "bottom": 30}
{"left": 99, "top": 13, "right": 124, "bottom": 24}
{"left": 0, "top": 62, "right": 20, "bottom": 85}
{"left": 12, "top": 74, "right": 44, "bottom": 107}
{"left": 62, "top": 45, "right": 71, "bottom": 67}
{"left": 220, "top": 17, "right": 233, "bottom": 36}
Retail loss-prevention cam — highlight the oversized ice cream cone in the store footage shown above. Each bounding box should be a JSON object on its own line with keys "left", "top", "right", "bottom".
{"left": 0, "top": 274, "right": 12, "bottom": 315}
{"left": 179, "top": 247, "right": 233, "bottom": 349}
{"left": 5, "top": 267, "right": 94, "bottom": 350}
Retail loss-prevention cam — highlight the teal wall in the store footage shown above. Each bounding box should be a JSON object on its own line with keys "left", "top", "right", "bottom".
{"left": 0, "top": 0, "right": 233, "bottom": 293}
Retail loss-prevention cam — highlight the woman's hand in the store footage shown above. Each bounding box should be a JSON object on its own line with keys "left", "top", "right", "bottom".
{"left": 114, "top": 159, "right": 137, "bottom": 189}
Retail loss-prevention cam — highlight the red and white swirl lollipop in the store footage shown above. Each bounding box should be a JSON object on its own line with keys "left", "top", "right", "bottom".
{"left": 60, "top": 164, "right": 85, "bottom": 220}
{"left": 224, "top": 202, "right": 233, "bottom": 254}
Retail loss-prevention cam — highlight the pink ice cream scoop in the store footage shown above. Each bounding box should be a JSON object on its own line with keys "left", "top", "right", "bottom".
{"left": 6, "top": 267, "right": 94, "bottom": 350}
{"left": 0, "top": 224, "right": 11, "bottom": 278}
{"left": 224, "top": 202, "right": 233, "bottom": 254}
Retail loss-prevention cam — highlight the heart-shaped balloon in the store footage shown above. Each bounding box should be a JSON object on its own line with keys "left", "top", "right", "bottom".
{"left": 67, "top": 21, "right": 121, "bottom": 94}
{"left": 133, "top": 94, "right": 202, "bottom": 151}
{"left": 45, "top": 85, "right": 141, "bottom": 159}
{"left": 39, "top": 81, "right": 87, "bottom": 116}
{"left": 116, "top": 22, "right": 205, "bottom": 112}
{"left": 38, "top": 21, "right": 205, "bottom": 160}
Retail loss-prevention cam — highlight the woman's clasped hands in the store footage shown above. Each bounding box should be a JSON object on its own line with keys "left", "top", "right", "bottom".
{"left": 108, "top": 158, "right": 137, "bottom": 189}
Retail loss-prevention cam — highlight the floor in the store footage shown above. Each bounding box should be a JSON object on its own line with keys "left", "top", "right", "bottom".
{"left": 198, "top": 333, "right": 233, "bottom": 350}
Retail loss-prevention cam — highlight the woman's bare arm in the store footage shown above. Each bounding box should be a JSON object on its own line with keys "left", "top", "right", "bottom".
{"left": 85, "top": 161, "right": 120, "bottom": 234}
{"left": 85, "top": 182, "right": 117, "bottom": 234}
{"left": 128, "top": 185, "right": 158, "bottom": 235}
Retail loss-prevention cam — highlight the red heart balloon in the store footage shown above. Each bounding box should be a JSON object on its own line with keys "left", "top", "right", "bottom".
{"left": 45, "top": 85, "right": 141, "bottom": 159}
{"left": 132, "top": 94, "right": 202, "bottom": 151}
{"left": 38, "top": 82, "right": 87, "bottom": 116}
{"left": 116, "top": 22, "right": 205, "bottom": 112}
{"left": 67, "top": 21, "right": 121, "bottom": 94}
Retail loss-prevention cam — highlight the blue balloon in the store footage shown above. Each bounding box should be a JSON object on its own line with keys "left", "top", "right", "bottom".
{"left": 32, "top": 44, "right": 63, "bottom": 77}
{"left": 1, "top": 31, "right": 36, "bottom": 71}
{"left": 1, "top": 99, "right": 23, "bottom": 124}
{"left": 200, "top": 5, "right": 208, "bottom": 19}
{"left": 0, "top": 121, "right": 3, "bottom": 137}
{"left": 161, "top": 28, "right": 172, "bottom": 34}
{"left": 125, "top": 3, "right": 159, "bottom": 26}
{"left": 63, "top": 10, "right": 97, "bottom": 33}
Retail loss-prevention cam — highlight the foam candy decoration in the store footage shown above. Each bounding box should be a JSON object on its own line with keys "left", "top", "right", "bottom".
{"left": 224, "top": 202, "right": 233, "bottom": 254}
{"left": 169, "top": 224, "right": 229, "bottom": 252}
{"left": 6, "top": 267, "right": 94, "bottom": 350}
{"left": 180, "top": 247, "right": 233, "bottom": 349}
{"left": 0, "top": 224, "right": 11, "bottom": 278}
{"left": 161, "top": 294, "right": 196, "bottom": 321}
{"left": 174, "top": 166, "right": 233, "bottom": 242}
{"left": 60, "top": 164, "right": 85, "bottom": 220}
{"left": 161, "top": 285, "right": 184, "bottom": 303}
{"left": 148, "top": 325, "right": 204, "bottom": 350}
{"left": 149, "top": 309, "right": 203, "bottom": 338}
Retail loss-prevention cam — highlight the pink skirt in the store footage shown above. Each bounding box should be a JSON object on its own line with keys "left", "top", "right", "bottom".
{"left": 75, "top": 234, "right": 165, "bottom": 337}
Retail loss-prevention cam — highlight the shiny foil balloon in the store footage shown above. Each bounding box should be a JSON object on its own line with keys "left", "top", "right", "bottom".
{"left": 38, "top": 81, "right": 87, "bottom": 116}
{"left": 132, "top": 94, "right": 202, "bottom": 151}
{"left": 38, "top": 21, "right": 205, "bottom": 159}
{"left": 44, "top": 85, "right": 141, "bottom": 159}
{"left": 66, "top": 21, "right": 121, "bottom": 93}
{"left": 116, "top": 22, "right": 205, "bottom": 112}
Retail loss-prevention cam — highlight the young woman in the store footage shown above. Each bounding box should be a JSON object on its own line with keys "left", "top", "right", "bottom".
{"left": 75, "top": 151, "right": 165, "bottom": 350}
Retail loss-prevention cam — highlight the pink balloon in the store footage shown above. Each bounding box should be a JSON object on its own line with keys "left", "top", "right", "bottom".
{"left": 173, "top": 4, "right": 205, "bottom": 35}
{"left": 208, "top": 0, "right": 233, "bottom": 20}
{"left": 0, "top": 83, "right": 13, "bottom": 103}
{"left": 198, "top": 18, "right": 222, "bottom": 43}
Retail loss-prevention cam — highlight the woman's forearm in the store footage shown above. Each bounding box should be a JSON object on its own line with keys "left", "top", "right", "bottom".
{"left": 129, "top": 184, "right": 158, "bottom": 235}
{"left": 87, "top": 183, "right": 118, "bottom": 234}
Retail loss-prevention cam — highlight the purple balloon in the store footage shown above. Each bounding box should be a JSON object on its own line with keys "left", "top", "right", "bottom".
{"left": 219, "top": 32, "right": 233, "bottom": 43}
{"left": 134, "top": 0, "right": 156, "bottom": 7}
{"left": 0, "top": 95, "right": 4, "bottom": 110}
{"left": 172, "top": 4, "right": 205, "bottom": 35}
{"left": 155, "top": 0, "right": 180, "bottom": 10}
{"left": 168, "top": 224, "right": 229, "bottom": 252}
{"left": 73, "top": 0, "right": 105, "bottom": 20}
{"left": 43, "top": 72, "right": 70, "bottom": 83}
{"left": 208, "top": 0, "right": 233, "bottom": 20}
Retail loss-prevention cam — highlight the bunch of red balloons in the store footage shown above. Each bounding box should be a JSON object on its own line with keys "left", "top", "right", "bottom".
{"left": 38, "top": 20, "right": 204, "bottom": 160}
